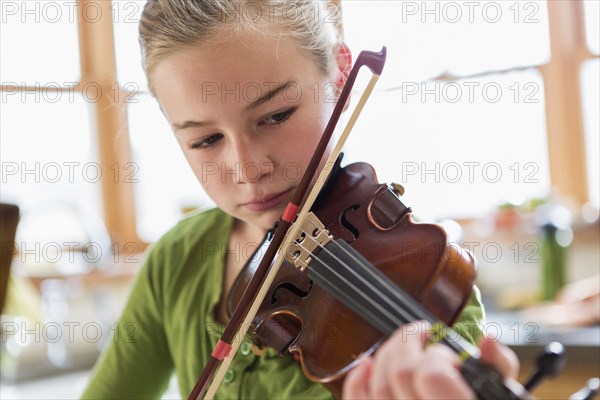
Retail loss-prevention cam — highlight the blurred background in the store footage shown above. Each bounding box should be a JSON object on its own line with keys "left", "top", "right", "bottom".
{"left": 1, "top": 0, "right": 598, "bottom": 398}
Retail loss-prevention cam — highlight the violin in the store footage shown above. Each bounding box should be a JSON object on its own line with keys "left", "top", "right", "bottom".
{"left": 189, "top": 48, "right": 600, "bottom": 400}
{"left": 226, "top": 155, "right": 479, "bottom": 398}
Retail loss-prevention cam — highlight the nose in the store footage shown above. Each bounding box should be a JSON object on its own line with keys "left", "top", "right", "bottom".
{"left": 226, "top": 137, "right": 274, "bottom": 184}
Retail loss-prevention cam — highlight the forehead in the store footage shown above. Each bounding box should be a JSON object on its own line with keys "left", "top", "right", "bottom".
{"left": 150, "top": 32, "right": 324, "bottom": 121}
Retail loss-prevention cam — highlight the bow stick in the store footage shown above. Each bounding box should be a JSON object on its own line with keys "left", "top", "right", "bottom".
{"left": 188, "top": 47, "right": 387, "bottom": 400}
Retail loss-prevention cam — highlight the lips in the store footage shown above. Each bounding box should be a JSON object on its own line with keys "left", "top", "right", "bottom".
{"left": 243, "top": 188, "right": 294, "bottom": 212}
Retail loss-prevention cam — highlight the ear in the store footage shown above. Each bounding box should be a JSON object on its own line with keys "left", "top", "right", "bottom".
{"left": 334, "top": 42, "right": 352, "bottom": 111}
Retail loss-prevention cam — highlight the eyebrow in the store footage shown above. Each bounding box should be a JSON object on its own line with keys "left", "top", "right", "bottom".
{"left": 172, "top": 119, "right": 212, "bottom": 132}
{"left": 244, "top": 81, "right": 292, "bottom": 111}
{"left": 172, "top": 81, "right": 293, "bottom": 132}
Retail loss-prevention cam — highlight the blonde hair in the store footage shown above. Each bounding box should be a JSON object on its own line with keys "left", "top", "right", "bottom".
{"left": 139, "top": 0, "right": 342, "bottom": 90}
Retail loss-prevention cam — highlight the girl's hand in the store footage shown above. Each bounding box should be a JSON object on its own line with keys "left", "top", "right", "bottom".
{"left": 342, "top": 321, "right": 520, "bottom": 399}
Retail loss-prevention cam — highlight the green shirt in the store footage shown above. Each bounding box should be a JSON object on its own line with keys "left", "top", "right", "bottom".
{"left": 82, "top": 208, "right": 484, "bottom": 399}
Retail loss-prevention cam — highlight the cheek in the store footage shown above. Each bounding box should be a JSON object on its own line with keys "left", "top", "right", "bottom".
{"left": 299, "top": 113, "right": 329, "bottom": 153}
{"left": 299, "top": 106, "right": 329, "bottom": 146}
{"left": 284, "top": 125, "right": 321, "bottom": 161}
{"left": 194, "top": 168, "right": 227, "bottom": 196}
{"left": 178, "top": 150, "right": 226, "bottom": 198}
{"left": 195, "top": 175, "right": 235, "bottom": 210}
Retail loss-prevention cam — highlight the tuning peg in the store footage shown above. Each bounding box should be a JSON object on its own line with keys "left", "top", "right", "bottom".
{"left": 570, "top": 378, "right": 600, "bottom": 400}
{"left": 390, "top": 182, "right": 405, "bottom": 196}
{"left": 523, "top": 342, "right": 566, "bottom": 392}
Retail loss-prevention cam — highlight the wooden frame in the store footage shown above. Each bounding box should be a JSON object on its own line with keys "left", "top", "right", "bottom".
{"left": 76, "top": 0, "right": 142, "bottom": 250}
{"left": 541, "top": 0, "right": 596, "bottom": 205}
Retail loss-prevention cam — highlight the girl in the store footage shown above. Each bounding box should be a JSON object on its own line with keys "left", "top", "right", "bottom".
{"left": 82, "top": 1, "right": 518, "bottom": 398}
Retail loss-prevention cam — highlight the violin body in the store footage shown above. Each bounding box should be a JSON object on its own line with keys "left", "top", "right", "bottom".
{"left": 227, "top": 159, "right": 477, "bottom": 394}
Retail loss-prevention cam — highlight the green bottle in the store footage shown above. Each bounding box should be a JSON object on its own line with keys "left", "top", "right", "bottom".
{"left": 539, "top": 222, "right": 568, "bottom": 301}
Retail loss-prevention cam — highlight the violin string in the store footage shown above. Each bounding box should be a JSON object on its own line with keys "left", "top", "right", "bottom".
{"left": 315, "top": 233, "right": 499, "bottom": 399}
{"left": 296, "top": 218, "right": 435, "bottom": 323}
{"left": 287, "top": 225, "right": 502, "bottom": 399}
{"left": 322, "top": 234, "right": 477, "bottom": 355}
{"left": 291, "top": 224, "right": 433, "bottom": 329}
{"left": 291, "top": 221, "right": 473, "bottom": 356}
{"left": 290, "top": 227, "right": 402, "bottom": 332}
{"left": 322, "top": 236, "right": 437, "bottom": 325}
{"left": 295, "top": 234, "right": 421, "bottom": 331}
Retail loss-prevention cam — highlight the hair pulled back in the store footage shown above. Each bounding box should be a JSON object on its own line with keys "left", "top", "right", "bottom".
{"left": 139, "top": 0, "right": 342, "bottom": 89}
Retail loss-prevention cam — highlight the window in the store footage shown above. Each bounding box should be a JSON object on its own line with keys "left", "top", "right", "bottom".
{"left": 342, "top": 1, "right": 553, "bottom": 220}
{"left": 2, "top": 0, "right": 597, "bottom": 245}
{"left": 127, "top": 95, "right": 213, "bottom": 241}
{"left": 1, "top": 2, "right": 105, "bottom": 259}
{"left": 111, "top": 1, "right": 215, "bottom": 242}
{"left": 1, "top": 1, "right": 80, "bottom": 84}
{"left": 343, "top": 70, "right": 550, "bottom": 220}
{"left": 113, "top": 0, "right": 148, "bottom": 92}
{"left": 342, "top": 1, "right": 550, "bottom": 83}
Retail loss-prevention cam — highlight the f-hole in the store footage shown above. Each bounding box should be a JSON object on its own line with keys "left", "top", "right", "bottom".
{"left": 271, "top": 280, "right": 313, "bottom": 305}
{"left": 340, "top": 204, "right": 360, "bottom": 242}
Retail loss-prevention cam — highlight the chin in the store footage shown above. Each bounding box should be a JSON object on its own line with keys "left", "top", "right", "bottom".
{"left": 255, "top": 207, "right": 286, "bottom": 230}
{"left": 234, "top": 208, "right": 279, "bottom": 232}
{"left": 259, "top": 210, "right": 281, "bottom": 230}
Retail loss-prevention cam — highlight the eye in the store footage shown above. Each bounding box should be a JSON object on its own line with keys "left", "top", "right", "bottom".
{"left": 260, "top": 107, "right": 297, "bottom": 126}
{"left": 190, "top": 133, "right": 223, "bottom": 149}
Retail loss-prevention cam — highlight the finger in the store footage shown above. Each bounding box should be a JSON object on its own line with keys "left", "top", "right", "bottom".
{"left": 479, "top": 336, "right": 520, "bottom": 379}
{"left": 343, "top": 356, "right": 374, "bottom": 400}
{"left": 413, "top": 344, "right": 475, "bottom": 400}
{"left": 369, "top": 340, "right": 396, "bottom": 399}
{"left": 378, "top": 321, "right": 430, "bottom": 399}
